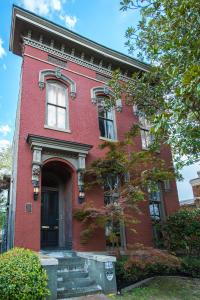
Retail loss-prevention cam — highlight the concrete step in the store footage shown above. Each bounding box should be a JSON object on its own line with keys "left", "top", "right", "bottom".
{"left": 57, "top": 270, "right": 89, "bottom": 280}
{"left": 58, "top": 277, "right": 95, "bottom": 289}
{"left": 57, "top": 264, "right": 85, "bottom": 273}
{"left": 57, "top": 284, "right": 102, "bottom": 299}
{"left": 58, "top": 257, "right": 84, "bottom": 266}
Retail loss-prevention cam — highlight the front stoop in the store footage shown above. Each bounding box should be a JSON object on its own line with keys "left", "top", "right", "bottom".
{"left": 56, "top": 255, "right": 102, "bottom": 299}
{"left": 40, "top": 251, "right": 117, "bottom": 300}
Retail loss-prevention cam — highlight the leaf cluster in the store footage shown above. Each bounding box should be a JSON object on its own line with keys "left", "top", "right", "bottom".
{"left": 74, "top": 129, "right": 177, "bottom": 244}
{"left": 0, "top": 248, "right": 50, "bottom": 300}
{"left": 158, "top": 209, "right": 200, "bottom": 256}
{"left": 112, "top": 0, "right": 200, "bottom": 166}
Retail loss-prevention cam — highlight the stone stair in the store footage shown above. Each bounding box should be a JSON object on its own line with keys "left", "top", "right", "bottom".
{"left": 56, "top": 254, "right": 102, "bottom": 299}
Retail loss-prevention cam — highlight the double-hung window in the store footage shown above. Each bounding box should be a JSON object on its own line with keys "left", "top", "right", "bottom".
{"left": 104, "top": 175, "right": 122, "bottom": 248}
{"left": 104, "top": 175, "right": 120, "bottom": 205}
{"left": 46, "top": 81, "right": 68, "bottom": 130}
{"left": 97, "top": 97, "right": 116, "bottom": 140}
{"left": 148, "top": 183, "right": 165, "bottom": 245}
{"left": 139, "top": 114, "right": 154, "bottom": 149}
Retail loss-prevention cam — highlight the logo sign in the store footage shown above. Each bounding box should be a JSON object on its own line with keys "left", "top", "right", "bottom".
{"left": 106, "top": 270, "right": 114, "bottom": 281}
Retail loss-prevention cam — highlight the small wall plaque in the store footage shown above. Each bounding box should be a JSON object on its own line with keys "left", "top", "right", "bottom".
{"left": 25, "top": 203, "right": 32, "bottom": 213}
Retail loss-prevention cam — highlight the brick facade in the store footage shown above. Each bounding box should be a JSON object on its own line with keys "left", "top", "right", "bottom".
{"left": 8, "top": 6, "right": 180, "bottom": 252}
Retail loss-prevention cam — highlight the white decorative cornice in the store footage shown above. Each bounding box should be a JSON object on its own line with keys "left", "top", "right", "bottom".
{"left": 23, "top": 37, "right": 129, "bottom": 82}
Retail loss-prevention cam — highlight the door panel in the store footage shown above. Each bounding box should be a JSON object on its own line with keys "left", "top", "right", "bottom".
{"left": 41, "top": 190, "right": 59, "bottom": 248}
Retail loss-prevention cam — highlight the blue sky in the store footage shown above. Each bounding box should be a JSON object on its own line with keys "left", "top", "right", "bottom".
{"left": 0, "top": 0, "right": 199, "bottom": 201}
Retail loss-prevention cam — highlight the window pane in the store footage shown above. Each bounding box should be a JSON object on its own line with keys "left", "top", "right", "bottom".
{"left": 47, "top": 83, "right": 57, "bottom": 104}
{"left": 98, "top": 106, "right": 105, "bottom": 118}
{"left": 141, "top": 129, "right": 148, "bottom": 149}
{"left": 47, "top": 104, "right": 56, "bottom": 127}
{"left": 57, "top": 86, "right": 66, "bottom": 107}
{"left": 57, "top": 107, "right": 66, "bottom": 129}
{"left": 99, "top": 117, "right": 106, "bottom": 137}
{"left": 106, "top": 119, "right": 115, "bottom": 139}
{"left": 106, "top": 109, "right": 113, "bottom": 120}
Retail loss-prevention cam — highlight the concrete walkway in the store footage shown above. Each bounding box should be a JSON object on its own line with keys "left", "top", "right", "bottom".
{"left": 66, "top": 294, "right": 110, "bottom": 300}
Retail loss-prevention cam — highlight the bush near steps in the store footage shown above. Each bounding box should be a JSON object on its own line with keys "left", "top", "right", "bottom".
{"left": 0, "top": 247, "right": 50, "bottom": 300}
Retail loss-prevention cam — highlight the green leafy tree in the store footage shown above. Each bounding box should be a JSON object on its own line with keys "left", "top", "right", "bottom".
{"left": 0, "top": 146, "right": 12, "bottom": 229}
{"left": 0, "top": 146, "right": 12, "bottom": 179}
{"left": 109, "top": 0, "right": 200, "bottom": 167}
{"left": 74, "top": 127, "right": 178, "bottom": 246}
{"left": 159, "top": 209, "right": 200, "bottom": 256}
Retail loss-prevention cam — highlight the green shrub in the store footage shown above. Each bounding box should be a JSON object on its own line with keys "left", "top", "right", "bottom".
{"left": 0, "top": 247, "right": 50, "bottom": 300}
{"left": 160, "top": 209, "right": 200, "bottom": 256}
{"left": 115, "top": 244, "right": 181, "bottom": 288}
{"left": 180, "top": 257, "right": 200, "bottom": 278}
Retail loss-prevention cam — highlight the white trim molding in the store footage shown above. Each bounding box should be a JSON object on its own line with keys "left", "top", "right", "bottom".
{"left": 91, "top": 86, "right": 122, "bottom": 112}
{"left": 39, "top": 68, "right": 77, "bottom": 99}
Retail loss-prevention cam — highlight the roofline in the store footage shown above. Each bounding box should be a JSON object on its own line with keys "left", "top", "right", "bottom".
{"left": 10, "top": 5, "right": 150, "bottom": 72}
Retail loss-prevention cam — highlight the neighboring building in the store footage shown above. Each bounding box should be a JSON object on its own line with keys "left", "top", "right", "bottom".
{"left": 180, "top": 171, "right": 200, "bottom": 210}
{"left": 7, "top": 5, "right": 179, "bottom": 252}
{"left": 190, "top": 171, "right": 200, "bottom": 200}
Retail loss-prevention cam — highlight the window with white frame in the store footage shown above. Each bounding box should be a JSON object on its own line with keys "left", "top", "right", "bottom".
{"left": 140, "top": 128, "right": 154, "bottom": 149}
{"left": 139, "top": 114, "right": 154, "bottom": 149}
{"left": 148, "top": 183, "right": 165, "bottom": 245}
{"left": 148, "top": 183, "right": 164, "bottom": 221}
{"left": 104, "top": 175, "right": 122, "bottom": 248}
{"left": 97, "top": 97, "right": 116, "bottom": 140}
{"left": 46, "top": 81, "right": 68, "bottom": 130}
{"left": 133, "top": 105, "right": 154, "bottom": 149}
{"left": 104, "top": 175, "right": 120, "bottom": 205}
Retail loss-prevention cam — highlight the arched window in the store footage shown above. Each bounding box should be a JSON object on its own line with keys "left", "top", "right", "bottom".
{"left": 46, "top": 81, "right": 69, "bottom": 131}
{"left": 97, "top": 97, "right": 116, "bottom": 140}
{"left": 91, "top": 86, "right": 121, "bottom": 140}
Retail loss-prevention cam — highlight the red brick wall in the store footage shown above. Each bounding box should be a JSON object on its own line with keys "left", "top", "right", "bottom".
{"left": 14, "top": 44, "right": 180, "bottom": 251}
{"left": 193, "top": 185, "right": 200, "bottom": 198}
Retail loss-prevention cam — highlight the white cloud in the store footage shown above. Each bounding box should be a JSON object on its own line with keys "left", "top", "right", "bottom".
{"left": 52, "top": 0, "right": 62, "bottom": 11}
{"left": 0, "top": 38, "right": 6, "bottom": 58}
{"left": 60, "top": 14, "right": 77, "bottom": 29}
{"left": 0, "top": 139, "right": 10, "bottom": 150}
{"left": 19, "top": 0, "right": 63, "bottom": 16}
{"left": 0, "top": 125, "right": 11, "bottom": 136}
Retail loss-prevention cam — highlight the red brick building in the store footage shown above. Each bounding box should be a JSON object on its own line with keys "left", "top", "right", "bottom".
{"left": 7, "top": 6, "right": 179, "bottom": 252}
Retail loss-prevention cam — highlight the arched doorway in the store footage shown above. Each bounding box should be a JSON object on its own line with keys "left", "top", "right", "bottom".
{"left": 41, "top": 160, "right": 73, "bottom": 250}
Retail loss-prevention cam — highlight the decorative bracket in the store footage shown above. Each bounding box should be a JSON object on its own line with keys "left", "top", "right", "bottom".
{"left": 32, "top": 146, "right": 42, "bottom": 184}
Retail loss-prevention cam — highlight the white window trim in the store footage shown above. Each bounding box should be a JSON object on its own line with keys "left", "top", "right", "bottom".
{"left": 98, "top": 102, "right": 118, "bottom": 141}
{"left": 45, "top": 80, "right": 70, "bottom": 132}
{"left": 44, "top": 125, "right": 71, "bottom": 133}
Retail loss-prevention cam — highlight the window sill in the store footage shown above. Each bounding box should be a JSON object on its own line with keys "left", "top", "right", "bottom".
{"left": 44, "top": 125, "right": 71, "bottom": 133}
{"left": 99, "top": 136, "right": 118, "bottom": 142}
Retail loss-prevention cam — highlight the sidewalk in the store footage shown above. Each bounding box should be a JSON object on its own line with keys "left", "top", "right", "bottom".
{"left": 66, "top": 294, "right": 110, "bottom": 300}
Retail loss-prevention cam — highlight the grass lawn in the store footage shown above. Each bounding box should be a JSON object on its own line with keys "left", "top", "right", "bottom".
{"left": 110, "top": 277, "right": 200, "bottom": 300}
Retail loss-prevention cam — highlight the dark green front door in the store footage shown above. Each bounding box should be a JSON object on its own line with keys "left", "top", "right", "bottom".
{"left": 41, "top": 189, "right": 59, "bottom": 248}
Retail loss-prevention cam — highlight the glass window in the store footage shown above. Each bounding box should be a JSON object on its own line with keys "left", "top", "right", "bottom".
{"left": 97, "top": 97, "right": 116, "bottom": 140}
{"left": 148, "top": 183, "right": 165, "bottom": 246}
{"left": 148, "top": 183, "right": 164, "bottom": 221}
{"left": 141, "top": 129, "right": 154, "bottom": 149}
{"left": 103, "top": 175, "right": 122, "bottom": 248}
{"left": 104, "top": 175, "right": 119, "bottom": 205}
{"left": 46, "top": 82, "right": 68, "bottom": 130}
{"left": 135, "top": 110, "right": 154, "bottom": 149}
